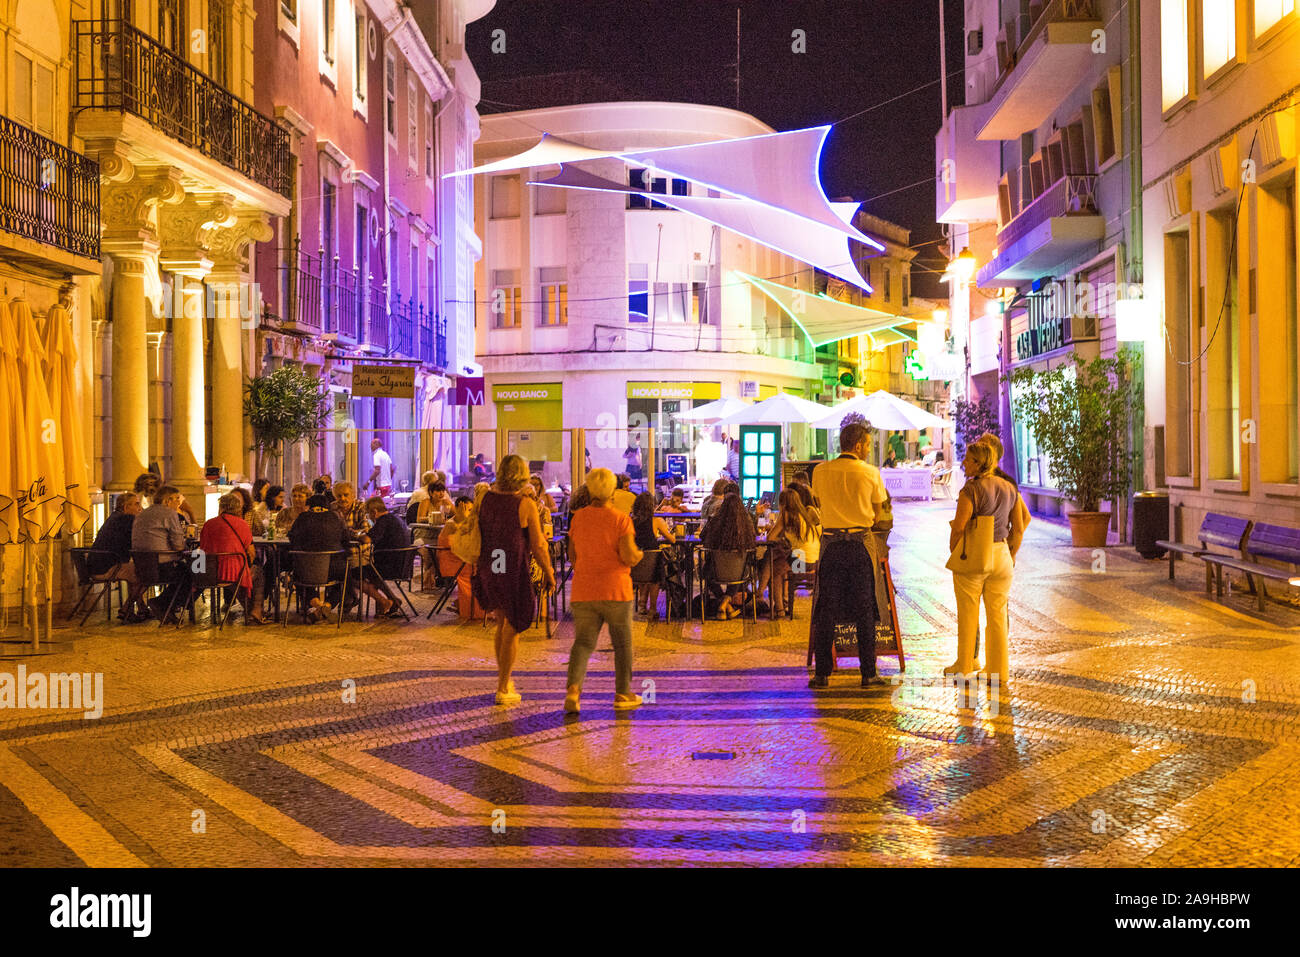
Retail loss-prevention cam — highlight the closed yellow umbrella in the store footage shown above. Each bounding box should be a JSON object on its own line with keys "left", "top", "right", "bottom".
{"left": 12, "top": 299, "right": 64, "bottom": 541}
{"left": 41, "top": 304, "right": 91, "bottom": 536}
{"left": 0, "top": 301, "right": 27, "bottom": 545}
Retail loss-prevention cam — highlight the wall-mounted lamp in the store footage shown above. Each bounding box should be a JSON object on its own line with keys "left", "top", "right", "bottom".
{"left": 1115, "top": 298, "right": 1154, "bottom": 342}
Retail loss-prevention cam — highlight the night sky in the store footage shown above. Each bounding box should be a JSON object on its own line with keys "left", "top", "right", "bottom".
{"left": 466, "top": 0, "right": 964, "bottom": 299}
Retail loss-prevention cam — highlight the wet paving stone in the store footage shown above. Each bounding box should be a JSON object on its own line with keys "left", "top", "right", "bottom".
{"left": 2, "top": 501, "right": 1299, "bottom": 866}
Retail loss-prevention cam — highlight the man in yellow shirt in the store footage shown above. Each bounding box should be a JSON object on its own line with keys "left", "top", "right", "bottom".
{"left": 809, "top": 421, "right": 890, "bottom": 688}
{"left": 611, "top": 473, "right": 638, "bottom": 513}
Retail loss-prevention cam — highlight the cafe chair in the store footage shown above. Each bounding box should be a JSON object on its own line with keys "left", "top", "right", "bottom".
{"left": 695, "top": 546, "right": 758, "bottom": 626}
{"left": 67, "top": 548, "right": 130, "bottom": 625}
{"left": 630, "top": 546, "right": 664, "bottom": 618}
{"left": 190, "top": 550, "right": 250, "bottom": 630}
{"left": 131, "top": 549, "right": 194, "bottom": 628}
{"left": 424, "top": 544, "right": 465, "bottom": 618}
{"left": 368, "top": 545, "right": 420, "bottom": 620}
{"left": 285, "top": 550, "right": 348, "bottom": 629}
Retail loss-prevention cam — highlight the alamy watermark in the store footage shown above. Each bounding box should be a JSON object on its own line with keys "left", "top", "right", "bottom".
{"left": 0, "top": 666, "right": 103, "bottom": 719}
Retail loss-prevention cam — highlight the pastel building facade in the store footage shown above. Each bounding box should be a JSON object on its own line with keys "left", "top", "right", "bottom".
{"left": 1139, "top": 0, "right": 1300, "bottom": 533}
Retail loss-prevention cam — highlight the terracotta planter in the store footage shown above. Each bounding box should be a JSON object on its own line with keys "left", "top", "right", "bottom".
{"left": 1067, "top": 511, "right": 1111, "bottom": 547}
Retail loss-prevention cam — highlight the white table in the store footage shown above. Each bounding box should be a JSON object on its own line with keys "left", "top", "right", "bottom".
{"left": 881, "top": 466, "right": 933, "bottom": 501}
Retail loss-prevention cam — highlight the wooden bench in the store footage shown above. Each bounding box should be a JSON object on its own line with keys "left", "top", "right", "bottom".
{"left": 1155, "top": 513, "right": 1251, "bottom": 593}
{"left": 1200, "top": 522, "right": 1300, "bottom": 611}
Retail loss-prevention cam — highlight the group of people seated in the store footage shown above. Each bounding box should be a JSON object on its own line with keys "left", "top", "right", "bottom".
{"left": 89, "top": 471, "right": 412, "bottom": 625}
{"left": 612, "top": 472, "right": 823, "bottom": 621}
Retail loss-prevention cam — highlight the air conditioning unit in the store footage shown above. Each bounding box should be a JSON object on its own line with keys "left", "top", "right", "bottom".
{"left": 966, "top": 29, "right": 983, "bottom": 56}
{"left": 1068, "top": 314, "right": 1098, "bottom": 341}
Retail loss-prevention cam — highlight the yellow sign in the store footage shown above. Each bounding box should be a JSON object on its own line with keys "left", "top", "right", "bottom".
{"left": 626, "top": 381, "right": 722, "bottom": 401}
{"left": 493, "top": 383, "right": 562, "bottom": 402}
{"left": 352, "top": 365, "right": 415, "bottom": 399}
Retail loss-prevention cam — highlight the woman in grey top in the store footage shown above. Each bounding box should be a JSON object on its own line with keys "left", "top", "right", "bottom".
{"left": 946, "top": 441, "right": 1026, "bottom": 685}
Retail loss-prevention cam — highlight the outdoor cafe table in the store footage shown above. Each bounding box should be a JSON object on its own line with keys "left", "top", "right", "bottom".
{"left": 252, "top": 538, "right": 368, "bottom": 623}
{"left": 881, "top": 466, "right": 933, "bottom": 501}
{"left": 665, "top": 534, "right": 772, "bottom": 619}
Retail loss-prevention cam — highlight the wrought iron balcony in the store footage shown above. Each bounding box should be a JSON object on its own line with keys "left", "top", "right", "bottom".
{"left": 73, "top": 19, "right": 291, "bottom": 198}
{"left": 0, "top": 113, "right": 100, "bottom": 260}
{"left": 366, "top": 281, "right": 388, "bottom": 353}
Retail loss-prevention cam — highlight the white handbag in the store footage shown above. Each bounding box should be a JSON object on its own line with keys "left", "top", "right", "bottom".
{"left": 945, "top": 489, "right": 995, "bottom": 575}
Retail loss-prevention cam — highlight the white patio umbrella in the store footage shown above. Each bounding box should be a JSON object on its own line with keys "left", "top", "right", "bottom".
{"left": 813, "top": 389, "right": 952, "bottom": 432}
{"left": 714, "top": 391, "right": 834, "bottom": 427}
{"left": 671, "top": 397, "right": 751, "bottom": 424}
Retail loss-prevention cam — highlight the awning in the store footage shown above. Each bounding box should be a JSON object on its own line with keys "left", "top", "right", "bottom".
{"left": 736, "top": 273, "right": 918, "bottom": 348}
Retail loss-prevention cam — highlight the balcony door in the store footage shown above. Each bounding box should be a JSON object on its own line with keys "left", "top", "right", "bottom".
{"left": 158, "top": 0, "right": 186, "bottom": 55}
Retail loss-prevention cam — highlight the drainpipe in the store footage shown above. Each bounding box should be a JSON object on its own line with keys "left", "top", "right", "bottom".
{"left": 1125, "top": 0, "right": 1144, "bottom": 538}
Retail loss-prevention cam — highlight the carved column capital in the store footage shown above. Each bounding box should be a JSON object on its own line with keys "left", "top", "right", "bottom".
{"left": 159, "top": 194, "right": 237, "bottom": 278}
{"left": 208, "top": 209, "right": 275, "bottom": 277}
{"left": 101, "top": 167, "right": 186, "bottom": 248}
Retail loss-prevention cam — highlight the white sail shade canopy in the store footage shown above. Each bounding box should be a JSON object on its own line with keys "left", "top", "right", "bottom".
{"left": 736, "top": 273, "right": 918, "bottom": 348}
{"left": 622, "top": 126, "right": 880, "bottom": 244}
{"left": 456, "top": 125, "right": 886, "bottom": 291}
{"left": 813, "top": 390, "right": 953, "bottom": 432}
{"left": 714, "top": 392, "right": 835, "bottom": 426}
{"left": 442, "top": 133, "right": 625, "bottom": 178}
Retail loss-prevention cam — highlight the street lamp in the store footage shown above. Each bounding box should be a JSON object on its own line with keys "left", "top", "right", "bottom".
{"left": 947, "top": 247, "right": 977, "bottom": 284}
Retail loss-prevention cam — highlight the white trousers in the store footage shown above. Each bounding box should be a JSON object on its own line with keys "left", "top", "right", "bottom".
{"left": 952, "top": 542, "right": 1014, "bottom": 677}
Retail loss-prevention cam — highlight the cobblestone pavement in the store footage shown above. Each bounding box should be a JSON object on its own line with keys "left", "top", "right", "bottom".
{"left": 2, "top": 501, "right": 1299, "bottom": 867}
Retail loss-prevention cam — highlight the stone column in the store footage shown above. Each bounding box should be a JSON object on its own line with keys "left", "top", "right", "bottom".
{"left": 160, "top": 194, "right": 234, "bottom": 498}
{"left": 96, "top": 161, "right": 184, "bottom": 490}
{"left": 168, "top": 273, "right": 209, "bottom": 492}
{"left": 209, "top": 211, "right": 274, "bottom": 482}
{"left": 104, "top": 251, "right": 152, "bottom": 489}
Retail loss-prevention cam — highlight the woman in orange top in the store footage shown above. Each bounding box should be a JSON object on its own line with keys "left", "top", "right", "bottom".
{"left": 563, "top": 468, "right": 644, "bottom": 714}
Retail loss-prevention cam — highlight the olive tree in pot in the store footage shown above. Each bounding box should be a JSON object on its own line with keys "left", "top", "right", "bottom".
{"left": 244, "top": 367, "right": 331, "bottom": 487}
{"left": 1005, "top": 353, "right": 1140, "bottom": 547}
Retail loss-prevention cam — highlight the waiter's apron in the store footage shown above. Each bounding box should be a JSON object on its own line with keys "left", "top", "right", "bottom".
{"left": 810, "top": 531, "right": 881, "bottom": 664}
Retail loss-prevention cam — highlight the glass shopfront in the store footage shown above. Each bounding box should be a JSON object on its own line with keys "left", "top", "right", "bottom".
{"left": 626, "top": 381, "right": 721, "bottom": 481}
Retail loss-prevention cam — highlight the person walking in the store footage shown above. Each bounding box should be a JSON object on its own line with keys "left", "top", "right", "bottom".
{"left": 946, "top": 441, "right": 1025, "bottom": 685}
{"left": 368, "top": 438, "right": 394, "bottom": 497}
{"left": 475, "top": 454, "right": 555, "bottom": 705}
{"left": 564, "top": 468, "right": 644, "bottom": 714}
{"left": 808, "top": 421, "right": 891, "bottom": 688}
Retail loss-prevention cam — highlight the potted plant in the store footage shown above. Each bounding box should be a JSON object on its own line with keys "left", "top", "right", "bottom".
{"left": 1006, "top": 353, "right": 1140, "bottom": 547}
{"left": 953, "top": 395, "right": 1000, "bottom": 459}
{"left": 243, "top": 367, "right": 332, "bottom": 485}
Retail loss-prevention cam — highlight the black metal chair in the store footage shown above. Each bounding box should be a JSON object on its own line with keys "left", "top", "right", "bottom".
{"left": 424, "top": 544, "right": 465, "bottom": 618}
{"left": 285, "top": 550, "right": 348, "bottom": 628}
{"left": 695, "top": 546, "right": 758, "bottom": 625}
{"left": 67, "top": 548, "right": 130, "bottom": 625}
{"left": 131, "top": 549, "right": 194, "bottom": 628}
{"left": 368, "top": 545, "right": 420, "bottom": 620}
{"left": 189, "top": 550, "right": 250, "bottom": 630}
{"left": 630, "top": 546, "right": 664, "bottom": 617}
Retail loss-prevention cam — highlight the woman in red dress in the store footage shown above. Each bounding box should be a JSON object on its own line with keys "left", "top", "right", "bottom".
{"left": 474, "top": 454, "right": 555, "bottom": 705}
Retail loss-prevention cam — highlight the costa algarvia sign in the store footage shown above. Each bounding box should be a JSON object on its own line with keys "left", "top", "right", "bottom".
{"left": 352, "top": 365, "right": 415, "bottom": 399}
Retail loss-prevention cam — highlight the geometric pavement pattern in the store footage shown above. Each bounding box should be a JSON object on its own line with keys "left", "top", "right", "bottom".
{"left": 3, "top": 501, "right": 1300, "bottom": 867}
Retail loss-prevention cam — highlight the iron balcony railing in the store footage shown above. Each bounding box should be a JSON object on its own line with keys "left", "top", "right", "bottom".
{"left": 0, "top": 114, "right": 100, "bottom": 259}
{"left": 73, "top": 19, "right": 291, "bottom": 198}
{"left": 992, "top": 0, "right": 1098, "bottom": 94}
{"left": 366, "top": 280, "right": 388, "bottom": 352}
{"left": 996, "top": 172, "right": 1098, "bottom": 252}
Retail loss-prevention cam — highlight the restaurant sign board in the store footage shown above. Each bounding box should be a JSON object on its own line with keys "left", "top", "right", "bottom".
{"left": 352, "top": 365, "right": 415, "bottom": 398}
